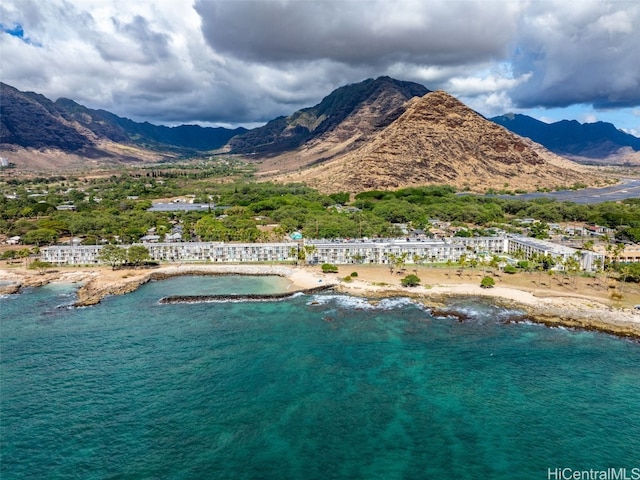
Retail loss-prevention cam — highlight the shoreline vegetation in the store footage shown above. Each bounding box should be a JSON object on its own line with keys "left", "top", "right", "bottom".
{"left": 1, "top": 263, "right": 639, "bottom": 339}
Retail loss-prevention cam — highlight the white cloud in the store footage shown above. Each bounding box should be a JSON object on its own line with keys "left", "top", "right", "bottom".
{"left": 447, "top": 72, "right": 532, "bottom": 97}
{"left": 0, "top": 0, "right": 638, "bottom": 129}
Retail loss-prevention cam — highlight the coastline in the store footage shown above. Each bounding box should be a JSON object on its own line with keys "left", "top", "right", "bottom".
{"left": 1, "top": 263, "right": 639, "bottom": 339}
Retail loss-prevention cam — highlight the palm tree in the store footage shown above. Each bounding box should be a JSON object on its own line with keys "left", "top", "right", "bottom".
{"left": 387, "top": 253, "right": 397, "bottom": 274}
{"left": 565, "top": 254, "right": 581, "bottom": 289}
{"left": 613, "top": 243, "right": 625, "bottom": 267}
{"left": 618, "top": 263, "right": 631, "bottom": 296}
{"left": 457, "top": 253, "right": 468, "bottom": 278}
{"left": 582, "top": 239, "right": 595, "bottom": 251}
{"left": 302, "top": 244, "right": 317, "bottom": 265}
{"left": 289, "top": 246, "right": 299, "bottom": 265}
{"left": 17, "top": 248, "right": 31, "bottom": 269}
{"left": 593, "top": 257, "right": 604, "bottom": 288}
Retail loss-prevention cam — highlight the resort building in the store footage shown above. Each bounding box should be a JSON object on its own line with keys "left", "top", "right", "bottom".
{"left": 593, "top": 244, "right": 640, "bottom": 263}
{"left": 305, "top": 239, "right": 468, "bottom": 265}
{"left": 40, "top": 242, "right": 297, "bottom": 265}
{"left": 40, "top": 236, "right": 606, "bottom": 272}
{"left": 144, "top": 242, "right": 295, "bottom": 263}
{"left": 41, "top": 245, "right": 103, "bottom": 265}
{"left": 507, "top": 235, "right": 605, "bottom": 271}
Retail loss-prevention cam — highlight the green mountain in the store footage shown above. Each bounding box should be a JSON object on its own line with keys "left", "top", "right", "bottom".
{"left": 0, "top": 82, "right": 245, "bottom": 154}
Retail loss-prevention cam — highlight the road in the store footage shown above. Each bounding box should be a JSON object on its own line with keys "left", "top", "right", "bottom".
{"left": 493, "top": 178, "right": 640, "bottom": 204}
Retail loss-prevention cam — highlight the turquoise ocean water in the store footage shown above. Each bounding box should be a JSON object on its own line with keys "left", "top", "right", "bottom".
{"left": 1, "top": 275, "right": 639, "bottom": 479}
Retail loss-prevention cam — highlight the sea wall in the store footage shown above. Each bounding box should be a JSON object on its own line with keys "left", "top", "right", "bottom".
{"left": 159, "top": 285, "right": 335, "bottom": 304}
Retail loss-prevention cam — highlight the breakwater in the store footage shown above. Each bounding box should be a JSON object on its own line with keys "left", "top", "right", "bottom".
{"left": 159, "top": 284, "right": 335, "bottom": 304}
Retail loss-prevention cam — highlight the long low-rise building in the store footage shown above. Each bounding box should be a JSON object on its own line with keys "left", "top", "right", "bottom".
{"left": 507, "top": 235, "right": 605, "bottom": 272}
{"left": 40, "top": 235, "right": 606, "bottom": 271}
{"left": 40, "top": 242, "right": 297, "bottom": 265}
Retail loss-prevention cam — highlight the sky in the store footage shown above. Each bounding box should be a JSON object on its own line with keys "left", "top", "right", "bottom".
{"left": 1, "top": 0, "right": 639, "bottom": 136}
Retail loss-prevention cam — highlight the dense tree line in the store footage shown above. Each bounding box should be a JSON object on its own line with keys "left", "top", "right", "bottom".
{"left": 2, "top": 178, "right": 639, "bottom": 245}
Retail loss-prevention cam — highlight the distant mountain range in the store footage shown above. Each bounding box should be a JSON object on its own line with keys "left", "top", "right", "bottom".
{"left": 0, "top": 82, "right": 245, "bottom": 156}
{"left": 0, "top": 78, "right": 608, "bottom": 192}
{"left": 491, "top": 113, "right": 640, "bottom": 161}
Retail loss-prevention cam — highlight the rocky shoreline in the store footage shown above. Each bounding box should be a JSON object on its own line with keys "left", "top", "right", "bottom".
{"left": 332, "top": 285, "right": 640, "bottom": 339}
{"left": 1, "top": 265, "right": 639, "bottom": 339}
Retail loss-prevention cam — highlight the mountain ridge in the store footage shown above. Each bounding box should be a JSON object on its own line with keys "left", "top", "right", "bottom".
{"left": 491, "top": 113, "right": 640, "bottom": 162}
{"left": 0, "top": 82, "right": 245, "bottom": 157}
{"left": 1, "top": 79, "right": 602, "bottom": 193}
{"left": 228, "top": 76, "right": 429, "bottom": 157}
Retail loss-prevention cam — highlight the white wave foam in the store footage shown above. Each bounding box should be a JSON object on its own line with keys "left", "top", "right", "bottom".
{"left": 307, "top": 294, "right": 423, "bottom": 311}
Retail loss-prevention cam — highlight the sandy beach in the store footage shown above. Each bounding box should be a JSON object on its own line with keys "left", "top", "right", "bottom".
{"left": 1, "top": 262, "right": 639, "bottom": 338}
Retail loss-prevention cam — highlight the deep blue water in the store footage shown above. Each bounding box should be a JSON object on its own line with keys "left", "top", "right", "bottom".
{"left": 1, "top": 276, "right": 639, "bottom": 479}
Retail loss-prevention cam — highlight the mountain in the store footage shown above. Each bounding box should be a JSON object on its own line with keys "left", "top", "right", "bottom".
{"left": 228, "top": 76, "right": 429, "bottom": 159}
{"left": 490, "top": 113, "right": 640, "bottom": 162}
{"left": 277, "top": 91, "right": 595, "bottom": 193}
{"left": 1, "top": 79, "right": 599, "bottom": 193}
{"left": 0, "top": 82, "right": 245, "bottom": 160}
{"left": 0, "top": 84, "right": 93, "bottom": 152}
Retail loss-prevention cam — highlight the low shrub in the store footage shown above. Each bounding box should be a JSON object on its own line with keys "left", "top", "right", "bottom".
{"left": 321, "top": 263, "right": 338, "bottom": 273}
{"left": 480, "top": 276, "right": 495, "bottom": 288}
{"left": 401, "top": 274, "right": 421, "bottom": 287}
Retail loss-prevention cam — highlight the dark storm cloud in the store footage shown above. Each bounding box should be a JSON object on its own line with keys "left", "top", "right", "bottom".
{"left": 194, "top": 0, "right": 518, "bottom": 67}
{"left": 510, "top": 2, "right": 640, "bottom": 109}
{"left": 194, "top": 0, "right": 640, "bottom": 112}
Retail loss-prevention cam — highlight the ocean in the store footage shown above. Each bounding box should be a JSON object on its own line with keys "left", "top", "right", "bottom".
{"left": 1, "top": 275, "right": 639, "bottom": 479}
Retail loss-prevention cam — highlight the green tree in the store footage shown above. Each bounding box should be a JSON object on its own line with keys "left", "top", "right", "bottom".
{"left": 195, "top": 216, "right": 229, "bottom": 241}
{"left": 98, "top": 244, "right": 128, "bottom": 270}
{"left": 22, "top": 228, "right": 57, "bottom": 246}
{"left": 127, "top": 245, "right": 150, "bottom": 268}
{"left": 530, "top": 222, "right": 549, "bottom": 240}
{"left": 28, "top": 260, "right": 52, "bottom": 275}
{"left": 612, "top": 243, "right": 625, "bottom": 267}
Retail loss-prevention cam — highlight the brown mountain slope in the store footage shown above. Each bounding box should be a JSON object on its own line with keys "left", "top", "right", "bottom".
{"left": 231, "top": 76, "right": 428, "bottom": 161}
{"left": 249, "top": 77, "right": 429, "bottom": 174}
{"left": 276, "top": 91, "right": 596, "bottom": 193}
